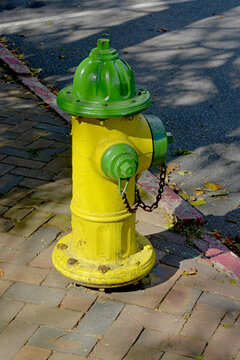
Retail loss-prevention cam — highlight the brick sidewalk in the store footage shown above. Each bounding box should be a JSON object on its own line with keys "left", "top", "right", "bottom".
{"left": 0, "top": 64, "right": 240, "bottom": 360}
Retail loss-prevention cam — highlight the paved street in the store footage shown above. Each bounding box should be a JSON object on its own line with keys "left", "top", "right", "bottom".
{"left": 0, "top": 0, "right": 239, "bottom": 236}
{"left": 0, "top": 63, "right": 240, "bottom": 359}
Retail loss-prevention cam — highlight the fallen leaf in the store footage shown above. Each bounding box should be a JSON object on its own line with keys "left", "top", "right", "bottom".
{"left": 177, "top": 170, "right": 192, "bottom": 176}
{"left": 123, "top": 51, "right": 129, "bottom": 54}
{"left": 225, "top": 219, "right": 237, "bottom": 224}
{"left": 177, "top": 46, "right": 184, "bottom": 50}
{"left": 45, "top": 21, "right": 53, "bottom": 25}
{"left": 194, "top": 188, "right": 205, "bottom": 195}
{"left": 138, "top": 188, "right": 147, "bottom": 198}
{"left": 225, "top": 237, "right": 234, "bottom": 245}
{"left": 219, "top": 15, "right": 224, "bottom": 18}
{"left": 190, "top": 199, "right": 206, "bottom": 206}
{"left": 182, "top": 267, "right": 197, "bottom": 276}
{"left": 52, "top": 88, "right": 59, "bottom": 95}
{"left": 188, "top": 267, "right": 198, "bottom": 275}
{"left": 179, "top": 191, "right": 190, "bottom": 200}
{"left": 206, "top": 189, "right": 228, "bottom": 197}
{"left": 167, "top": 162, "right": 180, "bottom": 175}
{"left": 18, "top": 33, "right": 25, "bottom": 37}
{"left": 18, "top": 54, "right": 25, "bottom": 60}
{"left": 204, "top": 182, "right": 222, "bottom": 191}
{"left": 172, "top": 149, "right": 193, "bottom": 156}
{"left": 233, "top": 204, "right": 239, "bottom": 209}
{"left": 0, "top": 269, "right": 4, "bottom": 277}
{"left": 223, "top": 322, "right": 230, "bottom": 328}
{"left": 158, "top": 28, "right": 168, "bottom": 32}
{"left": 189, "top": 196, "right": 196, "bottom": 202}
{"left": 168, "top": 182, "right": 180, "bottom": 192}
{"left": 31, "top": 68, "right": 42, "bottom": 76}
{"left": 212, "top": 231, "right": 222, "bottom": 240}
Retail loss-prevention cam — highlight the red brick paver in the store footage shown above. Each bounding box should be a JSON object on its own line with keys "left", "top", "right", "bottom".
{"left": 13, "top": 345, "right": 52, "bottom": 360}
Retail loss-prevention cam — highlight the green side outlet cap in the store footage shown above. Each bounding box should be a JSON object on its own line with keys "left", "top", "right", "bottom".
{"left": 57, "top": 38, "right": 151, "bottom": 119}
{"left": 101, "top": 143, "right": 139, "bottom": 180}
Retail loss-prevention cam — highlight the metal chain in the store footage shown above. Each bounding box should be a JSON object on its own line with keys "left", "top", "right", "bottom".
{"left": 121, "top": 163, "right": 167, "bottom": 213}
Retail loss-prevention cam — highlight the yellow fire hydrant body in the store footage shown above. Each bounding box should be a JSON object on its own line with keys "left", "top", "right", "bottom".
{"left": 52, "top": 39, "right": 172, "bottom": 288}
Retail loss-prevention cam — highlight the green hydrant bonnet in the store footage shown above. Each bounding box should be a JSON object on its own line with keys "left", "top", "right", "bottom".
{"left": 57, "top": 38, "right": 151, "bottom": 119}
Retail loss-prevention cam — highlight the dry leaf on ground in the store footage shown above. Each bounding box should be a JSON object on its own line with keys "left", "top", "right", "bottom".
{"left": 158, "top": 28, "right": 168, "bottom": 32}
{"left": 204, "top": 182, "right": 222, "bottom": 190}
{"left": 224, "top": 237, "right": 234, "bottom": 245}
{"left": 190, "top": 199, "right": 207, "bottom": 206}
{"left": 194, "top": 188, "right": 205, "bottom": 195}
{"left": 225, "top": 219, "right": 237, "bottom": 224}
{"left": 182, "top": 267, "right": 198, "bottom": 276}
{"left": 206, "top": 189, "right": 228, "bottom": 197}
{"left": 168, "top": 182, "right": 180, "bottom": 192}
{"left": 167, "top": 162, "right": 180, "bottom": 175}
{"left": 179, "top": 191, "right": 190, "bottom": 200}
{"left": 177, "top": 170, "right": 192, "bottom": 176}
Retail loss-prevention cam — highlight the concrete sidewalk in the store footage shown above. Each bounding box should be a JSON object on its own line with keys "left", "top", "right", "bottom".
{"left": 0, "top": 64, "right": 240, "bottom": 360}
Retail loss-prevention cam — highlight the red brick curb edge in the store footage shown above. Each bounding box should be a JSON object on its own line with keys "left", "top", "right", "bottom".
{"left": 1, "top": 42, "right": 239, "bottom": 281}
{"left": 0, "top": 44, "right": 71, "bottom": 123}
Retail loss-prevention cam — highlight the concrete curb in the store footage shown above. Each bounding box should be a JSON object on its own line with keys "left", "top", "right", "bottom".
{"left": 139, "top": 171, "right": 240, "bottom": 282}
{"left": 0, "top": 42, "right": 239, "bottom": 281}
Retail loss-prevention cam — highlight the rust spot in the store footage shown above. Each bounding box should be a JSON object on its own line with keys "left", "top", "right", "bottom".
{"left": 57, "top": 243, "right": 68, "bottom": 250}
{"left": 98, "top": 265, "right": 110, "bottom": 273}
{"left": 67, "top": 258, "right": 78, "bottom": 265}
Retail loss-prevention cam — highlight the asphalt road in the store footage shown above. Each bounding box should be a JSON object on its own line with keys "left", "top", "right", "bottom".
{"left": 0, "top": 0, "right": 239, "bottom": 237}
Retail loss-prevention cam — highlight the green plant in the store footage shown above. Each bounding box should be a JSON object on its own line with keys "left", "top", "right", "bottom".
{"left": 27, "top": 147, "right": 40, "bottom": 157}
{"left": 170, "top": 221, "right": 204, "bottom": 247}
{"left": 223, "top": 322, "right": 230, "bottom": 328}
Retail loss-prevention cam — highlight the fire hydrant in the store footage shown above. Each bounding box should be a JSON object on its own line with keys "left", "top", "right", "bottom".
{"left": 52, "top": 39, "right": 173, "bottom": 288}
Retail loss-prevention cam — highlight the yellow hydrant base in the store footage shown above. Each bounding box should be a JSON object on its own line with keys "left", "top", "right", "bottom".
{"left": 52, "top": 232, "right": 155, "bottom": 288}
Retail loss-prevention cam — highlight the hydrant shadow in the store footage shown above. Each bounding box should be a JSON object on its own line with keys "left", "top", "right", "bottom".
{"left": 88, "top": 225, "right": 201, "bottom": 298}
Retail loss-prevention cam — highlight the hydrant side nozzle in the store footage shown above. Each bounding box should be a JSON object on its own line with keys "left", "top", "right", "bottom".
{"left": 144, "top": 114, "right": 173, "bottom": 167}
{"left": 101, "top": 143, "right": 139, "bottom": 181}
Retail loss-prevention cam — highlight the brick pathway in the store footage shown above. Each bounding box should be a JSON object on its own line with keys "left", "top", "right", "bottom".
{"left": 0, "top": 64, "right": 240, "bottom": 360}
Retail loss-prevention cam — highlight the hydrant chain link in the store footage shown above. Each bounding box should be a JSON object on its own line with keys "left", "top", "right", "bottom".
{"left": 122, "top": 163, "right": 167, "bottom": 213}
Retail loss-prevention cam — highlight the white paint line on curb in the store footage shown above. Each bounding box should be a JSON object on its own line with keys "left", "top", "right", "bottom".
{"left": 0, "top": 0, "right": 195, "bottom": 29}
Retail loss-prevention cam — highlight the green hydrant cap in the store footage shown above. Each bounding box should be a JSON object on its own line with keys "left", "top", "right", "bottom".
{"left": 101, "top": 143, "right": 139, "bottom": 180}
{"left": 57, "top": 38, "right": 151, "bottom": 119}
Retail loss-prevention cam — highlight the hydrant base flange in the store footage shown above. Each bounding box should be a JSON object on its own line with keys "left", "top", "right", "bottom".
{"left": 52, "top": 232, "right": 155, "bottom": 288}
